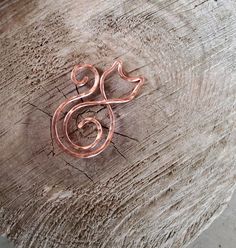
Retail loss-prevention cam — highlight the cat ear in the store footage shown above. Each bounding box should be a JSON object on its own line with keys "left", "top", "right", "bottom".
{"left": 100, "top": 60, "right": 144, "bottom": 102}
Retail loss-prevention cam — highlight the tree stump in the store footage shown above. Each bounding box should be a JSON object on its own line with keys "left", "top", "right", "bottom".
{"left": 1, "top": 0, "right": 236, "bottom": 247}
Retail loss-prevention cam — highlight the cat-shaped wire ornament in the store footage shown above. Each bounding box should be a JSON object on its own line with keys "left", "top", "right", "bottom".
{"left": 52, "top": 60, "right": 144, "bottom": 158}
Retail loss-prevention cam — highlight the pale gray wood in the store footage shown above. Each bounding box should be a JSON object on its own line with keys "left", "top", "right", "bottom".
{"left": 0, "top": 0, "right": 236, "bottom": 247}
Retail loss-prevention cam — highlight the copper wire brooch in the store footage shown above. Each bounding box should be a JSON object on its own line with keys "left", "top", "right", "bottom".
{"left": 52, "top": 60, "right": 144, "bottom": 158}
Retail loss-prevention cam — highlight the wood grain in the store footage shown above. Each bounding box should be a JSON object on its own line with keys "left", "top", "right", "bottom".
{"left": 0, "top": 0, "right": 236, "bottom": 247}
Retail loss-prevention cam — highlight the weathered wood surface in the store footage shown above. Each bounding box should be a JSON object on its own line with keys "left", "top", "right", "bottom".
{"left": 1, "top": 0, "right": 236, "bottom": 247}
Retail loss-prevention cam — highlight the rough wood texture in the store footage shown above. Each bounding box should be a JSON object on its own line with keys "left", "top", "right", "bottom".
{"left": 1, "top": 0, "right": 236, "bottom": 247}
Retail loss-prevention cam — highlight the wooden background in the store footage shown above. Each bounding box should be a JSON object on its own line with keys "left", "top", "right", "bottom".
{"left": 1, "top": 0, "right": 236, "bottom": 247}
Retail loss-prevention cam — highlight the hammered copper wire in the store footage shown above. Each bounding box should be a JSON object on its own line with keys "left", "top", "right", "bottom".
{"left": 51, "top": 60, "right": 144, "bottom": 158}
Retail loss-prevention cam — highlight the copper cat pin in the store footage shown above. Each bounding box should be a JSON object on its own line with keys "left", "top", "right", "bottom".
{"left": 51, "top": 60, "right": 144, "bottom": 158}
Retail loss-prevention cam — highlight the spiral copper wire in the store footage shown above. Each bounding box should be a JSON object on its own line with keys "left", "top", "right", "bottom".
{"left": 51, "top": 60, "right": 144, "bottom": 158}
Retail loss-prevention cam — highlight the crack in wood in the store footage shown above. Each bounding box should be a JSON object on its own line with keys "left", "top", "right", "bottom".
{"left": 75, "top": 85, "right": 84, "bottom": 102}
{"left": 111, "top": 141, "right": 130, "bottom": 163}
{"left": 48, "top": 117, "right": 55, "bottom": 157}
{"left": 55, "top": 86, "right": 67, "bottom": 99}
{"left": 102, "top": 125, "right": 139, "bottom": 142}
{"left": 28, "top": 102, "right": 52, "bottom": 118}
{"left": 194, "top": 0, "right": 210, "bottom": 8}
{"left": 62, "top": 158, "right": 94, "bottom": 183}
